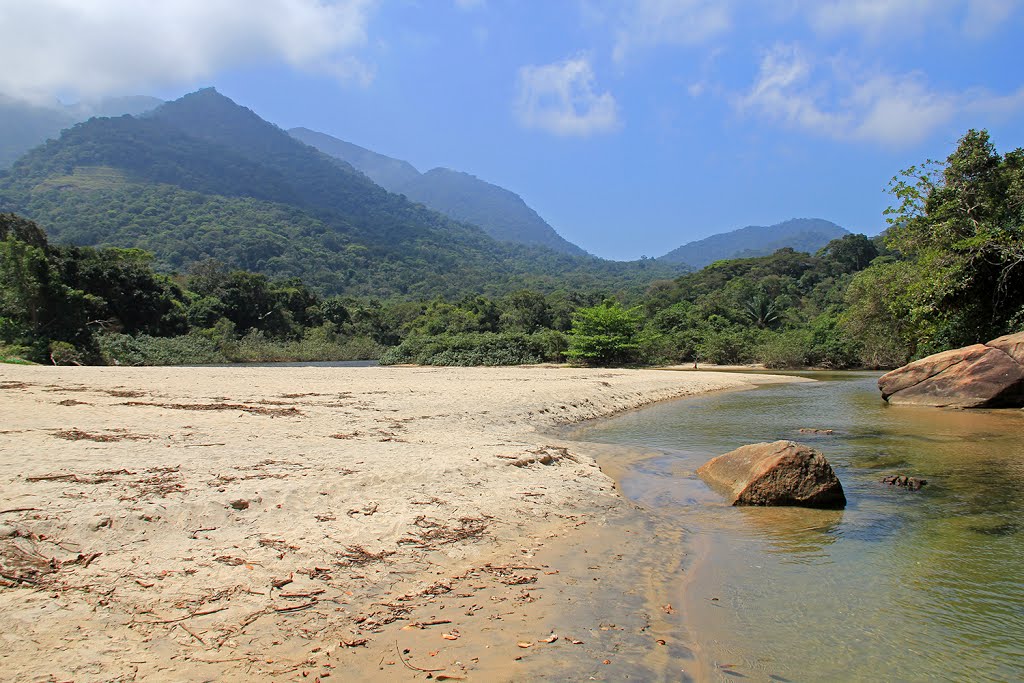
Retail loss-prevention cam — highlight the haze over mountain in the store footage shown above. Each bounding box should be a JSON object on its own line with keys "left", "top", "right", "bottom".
{"left": 658, "top": 218, "right": 850, "bottom": 269}
{"left": 290, "top": 127, "right": 587, "bottom": 256}
{"left": 288, "top": 127, "right": 421, "bottom": 191}
{"left": 0, "top": 88, "right": 678, "bottom": 298}
{"left": 0, "top": 93, "right": 162, "bottom": 169}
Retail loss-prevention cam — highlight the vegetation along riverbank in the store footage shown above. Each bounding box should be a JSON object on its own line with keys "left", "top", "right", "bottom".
{"left": 3, "top": 129, "right": 1020, "bottom": 371}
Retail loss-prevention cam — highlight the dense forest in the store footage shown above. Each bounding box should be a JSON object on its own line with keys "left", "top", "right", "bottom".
{"left": 289, "top": 127, "right": 588, "bottom": 256}
{"left": 2, "top": 130, "right": 1021, "bottom": 368}
{"left": 0, "top": 88, "right": 681, "bottom": 299}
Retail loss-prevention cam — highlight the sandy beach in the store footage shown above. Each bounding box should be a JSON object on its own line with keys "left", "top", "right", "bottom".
{"left": 0, "top": 364, "right": 801, "bottom": 682}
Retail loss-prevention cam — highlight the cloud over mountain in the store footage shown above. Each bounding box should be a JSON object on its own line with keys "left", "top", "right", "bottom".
{"left": 0, "top": 0, "right": 376, "bottom": 101}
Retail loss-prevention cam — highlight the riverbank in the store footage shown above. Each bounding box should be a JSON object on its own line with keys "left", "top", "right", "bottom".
{"left": 0, "top": 365, "right": 802, "bottom": 681}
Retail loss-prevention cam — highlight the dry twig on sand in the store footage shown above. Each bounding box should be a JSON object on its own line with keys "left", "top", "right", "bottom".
{"left": 395, "top": 641, "right": 445, "bottom": 673}
{"left": 338, "top": 545, "right": 395, "bottom": 566}
{"left": 120, "top": 401, "right": 302, "bottom": 417}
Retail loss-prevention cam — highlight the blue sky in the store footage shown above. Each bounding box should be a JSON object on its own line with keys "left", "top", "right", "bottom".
{"left": 2, "top": 1, "right": 1023, "bottom": 260}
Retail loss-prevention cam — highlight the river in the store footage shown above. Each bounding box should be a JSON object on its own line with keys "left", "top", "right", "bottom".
{"left": 567, "top": 371, "right": 1024, "bottom": 682}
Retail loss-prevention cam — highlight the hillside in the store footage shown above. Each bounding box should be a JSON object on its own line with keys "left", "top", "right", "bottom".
{"left": 289, "top": 127, "right": 421, "bottom": 190}
{"left": 0, "top": 93, "right": 162, "bottom": 169}
{"left": 659, "top": 218, "right": 849, "bottom": 268}
{"left": 0, "top": 88, "right": 679, "bottom": 298}
{"left": 289, "top": 127, "right": 587, "bottom": 256}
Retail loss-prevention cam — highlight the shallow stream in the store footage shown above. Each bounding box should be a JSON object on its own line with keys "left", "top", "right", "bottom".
{"left": 567, "top": 372, "right": 1024, "bottom": 682}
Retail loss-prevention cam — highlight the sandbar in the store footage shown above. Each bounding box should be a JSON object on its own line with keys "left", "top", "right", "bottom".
{"left": 0, "top": 364, "right": 802, "bottom": 681}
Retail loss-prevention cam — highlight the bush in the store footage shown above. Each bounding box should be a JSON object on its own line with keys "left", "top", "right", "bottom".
{"left": 696, "top": 328, "right": 762, "bottom": 365}
{"left": 220, "top": 327, "right": 383, "bottom": 363}
{"left": 99, "top": 332, "right": 227, "bottom": 366}
{"left": 757, "top": 330, "right": 814, "bottom": 369}
{"left": 379, "top": 331, "right": 565, "bottom": 366}
{"left": 49, "top": 341, "right": 85, "bottom": 365}
{"left": 0, "top": 343, "right": 34, "bottom": 364}
{"left": 638, "top": 329, "right": 701, "bottom": 365}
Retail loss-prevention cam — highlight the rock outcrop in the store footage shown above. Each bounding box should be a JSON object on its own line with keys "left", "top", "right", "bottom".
{"left": 878, "top": 332, "right": 1024, "bottom": 408}
{"left": 696, "top": 440, "right": 846, "bottom": 509}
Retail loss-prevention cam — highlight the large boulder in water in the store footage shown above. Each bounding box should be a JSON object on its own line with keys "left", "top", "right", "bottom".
{"left": 878, "top": 332, "right": 1024, "bottom": 408}
{"left": 696, "top": 440, "right": 846, "bottom": 509}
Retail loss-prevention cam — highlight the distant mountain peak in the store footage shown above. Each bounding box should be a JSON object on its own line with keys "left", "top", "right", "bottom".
{"left": 290, "top": 127, "right": 588, "bottom": 256}
{"left": 659, "top": 218, "right": 848, "bottom": 268}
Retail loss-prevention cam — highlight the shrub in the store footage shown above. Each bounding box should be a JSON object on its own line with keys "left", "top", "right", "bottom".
{"left": 380, "top": 331, "right": 564, "bottom": 366}
{"left": 99, "top": 332, "right": 227, "bottom": 366}
{"left": 757, "top": 330, "right": 814, "bottom": 369}
{"left": 49, "top": 341, "right": 85, "bottom": 365}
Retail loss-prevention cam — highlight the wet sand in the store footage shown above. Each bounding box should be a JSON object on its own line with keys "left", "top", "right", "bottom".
{"left": 0, "top": 364, "right": 803, "bottom": 682}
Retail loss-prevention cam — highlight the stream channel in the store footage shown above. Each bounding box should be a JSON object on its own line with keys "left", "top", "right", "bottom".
{"left": 566, "top": 371, "right": 1024, "bottom": 682}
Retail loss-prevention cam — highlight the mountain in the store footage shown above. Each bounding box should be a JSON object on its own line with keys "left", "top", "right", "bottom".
{"left": 289, "top": 127, "right": 420, "bottom": 190}
{"left": 0, "top": 94, "right": 162, "bottom": 169}
{"left": 289, "top": 127, "right": 587, "bottom": 256}
{"left": 0, "top": 88, "right": 679, "bottom": 298}
{"left": 658, "top": 218, "right": 850, "bottom": 269}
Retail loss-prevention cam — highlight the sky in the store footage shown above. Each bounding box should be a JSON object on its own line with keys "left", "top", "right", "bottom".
{"left": 1, "top": 0, "right": 1023, "bottom": 260}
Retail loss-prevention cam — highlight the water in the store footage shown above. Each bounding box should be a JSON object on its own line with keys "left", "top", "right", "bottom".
{"left": 568, "top": 372, "right": 1024, "bottom": 682}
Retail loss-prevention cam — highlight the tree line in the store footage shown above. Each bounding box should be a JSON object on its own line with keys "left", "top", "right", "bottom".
{"left": 2, "top": 130, "right": 1021, "bottom": 368}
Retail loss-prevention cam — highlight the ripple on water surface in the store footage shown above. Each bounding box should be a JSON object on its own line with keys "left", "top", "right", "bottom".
{"left": 571, "top": 372, "right": 1024, "bottom": 682}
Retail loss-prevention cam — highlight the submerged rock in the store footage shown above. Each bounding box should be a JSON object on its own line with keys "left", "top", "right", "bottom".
{"left": 696, "top": 440, "right": 846, "bottom": 509}
{"left": 882, "top": 474, "right": 927, "bottom": 491}
{"left": 878, "top": 332, "right": 1024, "bottom": 408}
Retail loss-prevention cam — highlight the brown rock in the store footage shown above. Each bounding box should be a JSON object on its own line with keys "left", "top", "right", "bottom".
{"left": 986, "top": 331, "right": 1024, "bottom": 366}
{"left": 696, "top": 440, "right": 846, "bottom": 509}
{"left": 878, "top": 344, "right": 990, "bottom": 398}
{"left": 879, "top": 344, "right": 1024, "bottom": 408}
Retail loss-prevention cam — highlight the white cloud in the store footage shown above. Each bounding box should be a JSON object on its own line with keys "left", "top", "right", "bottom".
{"left": 808, "top": 0, "right": 1021, "bottom": 39}
{"left": 0, "top": 0, "right": 376, "bottom": 101}
{"left": 611, "top": 0, "right": 732, "bottom": 64}
{"left": 965, "top": 85, "right": 1024, "bottom": 117}
{"left": 963, "top": 0, "right": 1021, "bottom": 38}
{"left": 737, "top": 44, "right": 959, "bottom": 146}
{"left": 454, "top": 0, "right": 486, "bottom": 9}
{"left": 515, "top": 57, "right": 620, "bottom": 136}
{"left": 810, "top": 0, "right": 938, "bottom": 37}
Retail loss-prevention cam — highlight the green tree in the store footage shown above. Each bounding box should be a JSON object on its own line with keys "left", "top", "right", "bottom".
{"left": 881, "top": 129, "right": 1024, "bottom": 350}
{"left": 499, "top": 289, "right": 552, "bottom": 333}
{"left": 0, "top": 221, "right": 95, "bottom": 360}
{"left": 565, "top": 301, "right": 644, "bottom": 366}
{"left": 817, "top": 234, "right": 879, "bottom": 274}
{"left": 841, "top": 259, "right": 918, "bottom": 367}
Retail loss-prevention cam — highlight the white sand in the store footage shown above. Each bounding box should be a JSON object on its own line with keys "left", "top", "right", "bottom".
{"left": 0, "top": 364, "right": 803, "bottom": 681}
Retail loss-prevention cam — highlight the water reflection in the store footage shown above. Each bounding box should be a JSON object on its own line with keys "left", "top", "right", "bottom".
{"left": 572, "top": 372, "right": 1024, "bottom": 682}
{"left": 732, "top": 507, "right": 841, "bottom": 558}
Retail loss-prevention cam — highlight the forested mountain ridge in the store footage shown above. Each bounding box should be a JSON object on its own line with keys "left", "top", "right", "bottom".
{"left": 289, "top": 126, "right": 587, "bottom": 256}
{"left": 0, "top": 93, "right": 162, "bottom": 169}
{"left": 401, "top": 168, "right": 588, "bottom": 256}
{"left": 0, "top": 88, "right": 680, "bottom": 298}
{"left": 659, "top": 218, "right": 850, "bottom": 268}
{"left": 288, "top": 127, "right": 421, "bottom": 190}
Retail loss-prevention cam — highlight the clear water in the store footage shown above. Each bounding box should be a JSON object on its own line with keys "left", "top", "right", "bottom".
{"left": 568, "top": 372, "right": 1024, "bottom": 682}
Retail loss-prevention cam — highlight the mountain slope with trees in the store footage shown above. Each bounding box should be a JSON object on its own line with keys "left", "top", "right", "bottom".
{"left": 288, "top": 127, "right": 421, "bottom": 190}
{"left": 658, "top": 218, "right": 850, "bottom": 269}
{"left": 289, "top": 126, "right": 587, "bottom": 256}
{"left": 0, "top": 88, "right": 680, "bottom": 298}
{"left": 0, "top": 93, "right": 162, "bottom": 169}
